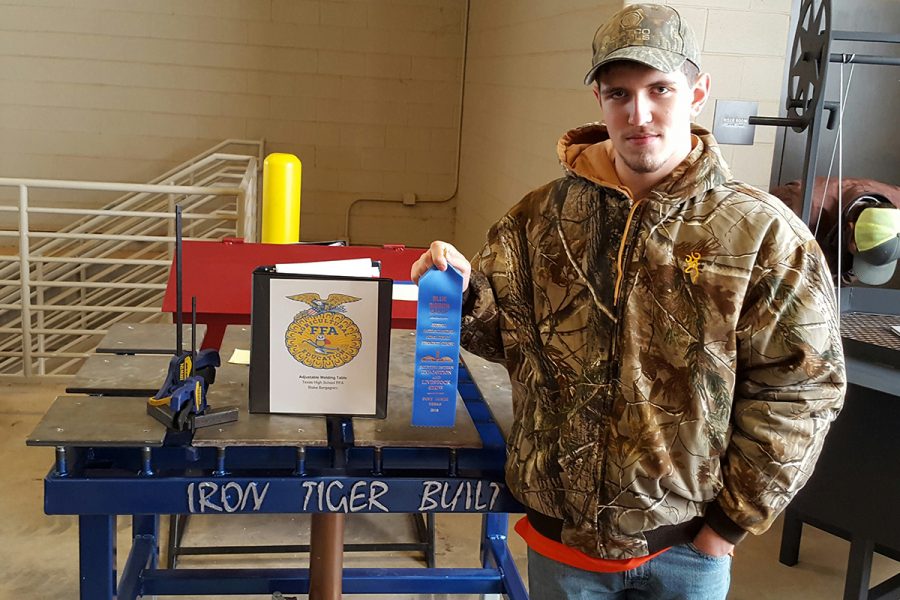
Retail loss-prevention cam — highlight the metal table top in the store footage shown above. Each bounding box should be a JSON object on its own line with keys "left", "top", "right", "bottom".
{"left": 192, "top": 384, "right": 328, "bottom": 447}
{"left": 67, "top": 354, "right": 171, "bottom": 396}
{"left": 840, "top": 312, "right": 900, "bottom": 395}
{"left": 95, "top": 322, "right": 206, "bottom": 355}
{"left": 841, "top": 312, "right": 900, "bottom": 352}
{"left": 60, "top": 327, "right": 484, "bottom": 449}
{"left": 460, "top": 349, "right": 513, "bottom": 442}
{"left": 220, "top": 324, "right": 251, "bottom": 354}
{"left": 216, "top": 325, "right": 251, "bottom": 388}
{"left": 351, "top": 330, "right": 482, "bottom": 449}
{"left": 213, "top": 327, "right": 483, "bottom": 448}
{"left": 27, "top": 396, "right": 168, "bottom": 447}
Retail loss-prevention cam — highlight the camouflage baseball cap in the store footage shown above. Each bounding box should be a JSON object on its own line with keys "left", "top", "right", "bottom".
{"left": 584, "top": 3, "right": 701, "bottom": 85}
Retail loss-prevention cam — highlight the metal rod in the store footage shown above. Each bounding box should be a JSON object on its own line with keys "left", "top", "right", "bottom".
{"left": 449, "top": 448, "right": 458, "bottom": 477}
{"left": 0, "top": 350, "right": 91, "bottom": 359}
{"left": 0, "top": 303, "right": 159, "bottom": 313}
{"left": 191, "top": 295, "right": 197, "bottom": 372}
{"left": 140, "top": 447, "right": 154, "bottom": 477}
{"left": 35, "top": 261, "right": 45, "bottom": 375}
{"left": 0, "top": 178, "right": 241, "bottom": 195}
{"left": 18, "top": 185, "right": 33, "bottom": 377}
{"left": 748, "top": 115, "right": 807, "bottom": 128}
{"left": 309, "top": 513, "right": 345, "bottom": 600}
{"left": 33, "top": 256, "right": 169, "bottom": 266}
{"left": 0, "top": 327, "right": 106, "bottom": 336}
{"left": 373, "top": 447, "right": 383, "bottom": 476}
{"left": 213, "top": 447, "right": 227, "bottom": 477}
{"left": 175, "top": 542, "right": 433, "bottom": 555}
{"left": 326, "top": 417, "right": 350, "bottom": 469}
{"left": 17, "top": 231, "right": 202, "bottom": 243}
{"left": 13, "top": 280, "right": 167, "bottom": 290}
{"left": 800, "top": 96, "right": 828, "bottom": 225}
{"left": 832, "top": 30, "right": 900, "bottom": 43}
{"left": 55, "top": 446, "right": 68, "bottom": 477}
{"left": 237, "top": 157, "right": 258, "bottom": 241}
{"left": 830, "top": 53, "right": 900, "bottom": 66}
{"left": 24, "top": 206, "right": 229, "bottom": 219}
{"left": 295, "top": 446, "right": 307, "bottom": 476}
{"left": 176, "top": 205, "right": 183, "bottom": 355}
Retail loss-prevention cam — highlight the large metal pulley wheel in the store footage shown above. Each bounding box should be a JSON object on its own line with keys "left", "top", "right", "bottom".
{"left": 784, "top": 0, "right": 832, "bottom": 132}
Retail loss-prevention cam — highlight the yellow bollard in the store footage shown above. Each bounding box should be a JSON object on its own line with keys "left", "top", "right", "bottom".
{"left": 261, "top": 153, "right": 302, "bottom": 244}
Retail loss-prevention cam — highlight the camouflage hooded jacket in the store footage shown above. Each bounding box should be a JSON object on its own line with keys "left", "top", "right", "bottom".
{"left": 460, "top": 123, "right": 846, "bottom": 559}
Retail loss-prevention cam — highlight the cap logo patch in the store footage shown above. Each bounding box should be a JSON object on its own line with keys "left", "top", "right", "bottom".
{"left": 620, "top": 10, "right": 644, "bottom": 28}
{"left": 619, "top": 9, "right": 650, "bottom": 43}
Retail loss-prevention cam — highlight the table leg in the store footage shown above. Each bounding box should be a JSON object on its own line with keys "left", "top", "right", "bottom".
{"left": 779, "top": 508, "right": 803, "bottom": 566}
{"left": 132, "top": 514, "right": 160, "bottom": 569}
{"left": 481, "top": 513, "right": 509, "bottom": 568}
{"left": 79, "top": 514, "right": 116, "bottom": 600}
{"left": 309, "top": 513, "right": 345, "bottom": 600}
{"left": 425, "top": 512, "right": 436, "bottom": 568}
{"left": 166, "top": 514, "right": 181, "bottom": 568}
{"left": 199, "top": 318, "right": 228, "bottom": 350}
{"left": 844, "top": 537, "right": 875, "bottom": 600}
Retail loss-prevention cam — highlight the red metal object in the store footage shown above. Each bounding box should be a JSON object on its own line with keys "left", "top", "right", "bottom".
{"left": 161, "top": 240, "right": 423, "bottom": 348}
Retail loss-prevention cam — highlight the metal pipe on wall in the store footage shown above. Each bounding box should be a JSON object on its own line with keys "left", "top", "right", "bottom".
{"left": 343, "top": 0, "right": 472, "bottom": 245}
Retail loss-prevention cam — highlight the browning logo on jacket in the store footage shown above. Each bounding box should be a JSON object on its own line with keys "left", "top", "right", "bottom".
{"left": 460, "top": 123, "right": 846, "bottom": 559}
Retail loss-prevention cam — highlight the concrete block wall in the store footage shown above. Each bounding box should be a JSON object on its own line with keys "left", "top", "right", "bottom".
{"left": 454, "top": 0, "right": 619, "bottom": 255}
{"left": 454, "top": 0, "right": 793, "bottom": 255}
{"left": 0, "top": 0, "right": 793, "bottom": 252}
{"left": 0, "top": 0, "right": 465, "bottom": 247}
{"left": 651, "top": 0, "right": 793, "bottom": 190}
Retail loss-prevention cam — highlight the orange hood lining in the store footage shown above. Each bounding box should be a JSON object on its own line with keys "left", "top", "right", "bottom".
{"left": 560, "top": 126, "right": 702, "bottom": 200}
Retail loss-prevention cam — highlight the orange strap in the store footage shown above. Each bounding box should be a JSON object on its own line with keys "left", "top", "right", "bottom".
{"left": 514, "top": 516, "right": 669, "bottom": 573}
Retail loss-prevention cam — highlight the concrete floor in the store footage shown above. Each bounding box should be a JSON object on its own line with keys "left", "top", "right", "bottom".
{"left": 2, "top": 380, "right": 897, "bottom": 600}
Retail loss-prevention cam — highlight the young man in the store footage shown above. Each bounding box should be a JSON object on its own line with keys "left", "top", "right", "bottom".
{"left": 412, "top": 4, "right": 846, "bottom": 598}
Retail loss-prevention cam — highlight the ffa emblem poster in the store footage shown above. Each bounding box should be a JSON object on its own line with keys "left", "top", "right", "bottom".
{"left": 249, "top": 268, "right": 391, "bottom": 417}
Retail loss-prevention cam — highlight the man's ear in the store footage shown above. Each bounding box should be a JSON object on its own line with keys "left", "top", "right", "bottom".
{"left": 591, "top": 81, "right": 602, "bottom": 105}
{"left": 691, "top": 73, "right": 711, "bottom": 117}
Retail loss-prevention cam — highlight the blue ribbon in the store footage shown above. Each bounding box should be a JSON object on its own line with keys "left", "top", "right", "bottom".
{"left": 412, "top": 266, "right": 463, "bottom": 427}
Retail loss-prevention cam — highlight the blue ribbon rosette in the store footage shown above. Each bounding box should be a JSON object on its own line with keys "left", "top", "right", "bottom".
{"left": 411, "top": 265, "right": 463, "bottom": 427}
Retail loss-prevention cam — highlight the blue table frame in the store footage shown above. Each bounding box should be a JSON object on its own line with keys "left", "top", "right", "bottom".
{"left": 37, "top": 366, "right": 529, "bottom": 599}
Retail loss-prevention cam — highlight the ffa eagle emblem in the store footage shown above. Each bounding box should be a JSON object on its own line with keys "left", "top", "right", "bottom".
{"left": 284, "top": 292, "right": 363, "bottom": 369}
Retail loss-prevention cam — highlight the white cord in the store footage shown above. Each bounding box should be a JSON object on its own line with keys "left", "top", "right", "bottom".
{"left": 836, "top": 60, "right": 845, "bottom": 320}
{"left": 812, "top": 59, "right": 857, "bottom": 239}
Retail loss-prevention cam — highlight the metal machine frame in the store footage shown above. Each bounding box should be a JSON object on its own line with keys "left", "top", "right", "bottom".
{"left": 752, "top": 0, "right": 900, "bottom": 225}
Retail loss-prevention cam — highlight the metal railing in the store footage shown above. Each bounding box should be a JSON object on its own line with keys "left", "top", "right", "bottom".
{"left": 0, "top": 139, "right": 262, "bottom": 378}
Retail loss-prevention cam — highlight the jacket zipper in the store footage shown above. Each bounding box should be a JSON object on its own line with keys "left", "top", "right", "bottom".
{"left": 613, "top": 197, "right": 645, "bottom": 305}
{"left": 597, "top": 196, "right": 648, "bottom": 522}
{"left": 609, "top": 197, "right": 647, "bottom": 369}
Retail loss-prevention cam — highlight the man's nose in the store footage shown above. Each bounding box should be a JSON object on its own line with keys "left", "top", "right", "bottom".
{"left": 628, "top": 94, "right": 652, "bottom": 126}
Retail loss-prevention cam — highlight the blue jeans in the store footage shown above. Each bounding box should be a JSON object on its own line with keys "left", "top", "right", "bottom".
{"left": 527, "top": 544, "right": 731, "bottom": 600}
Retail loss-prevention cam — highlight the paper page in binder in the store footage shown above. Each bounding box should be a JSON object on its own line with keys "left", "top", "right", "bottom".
{"left": 275, "top": 258, "right": 380, "bottom": 278}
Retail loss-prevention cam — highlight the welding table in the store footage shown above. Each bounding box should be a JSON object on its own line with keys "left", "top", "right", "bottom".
{"left": 29, "top": 327, "right": 527, "bottom": 599}
{"left": 170, "top": 327, "right": 459, "bottom": 571}
{"left": 778, "top": 289, "right": 900, "bottom": 600}
{"left": 84, "top": 323, "right": 416, "bottom": 570}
